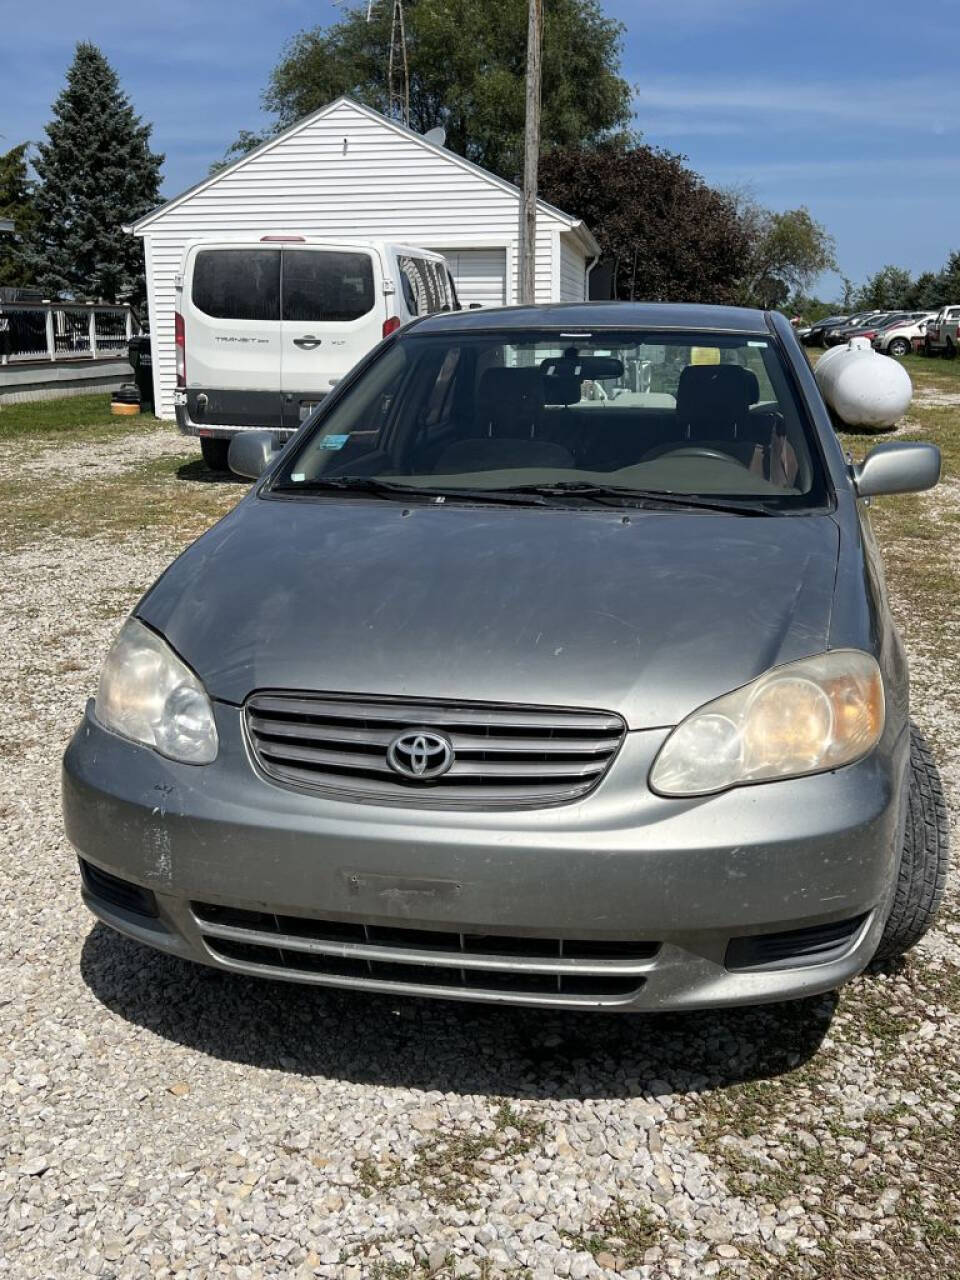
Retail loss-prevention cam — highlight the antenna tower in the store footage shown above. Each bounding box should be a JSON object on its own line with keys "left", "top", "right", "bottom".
{"left": 387, "top": 0, "right": 410, "bottom": 125}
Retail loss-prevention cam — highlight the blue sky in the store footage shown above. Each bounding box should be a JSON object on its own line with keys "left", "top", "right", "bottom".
{"left": 2, "top": 0, "right": 956, "bottom": 297}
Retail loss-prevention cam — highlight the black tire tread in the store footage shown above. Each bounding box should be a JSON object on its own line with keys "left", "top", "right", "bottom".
{"left": 200, "top": 437, "right": 231, "bottom": 472}
{"left": 874, "top": 727, "right": 951, "bottom": 960}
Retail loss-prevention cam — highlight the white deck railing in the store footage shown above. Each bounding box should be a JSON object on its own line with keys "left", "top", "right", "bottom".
{"left": 0, "top": 302, "right": 137, "bottom": 365}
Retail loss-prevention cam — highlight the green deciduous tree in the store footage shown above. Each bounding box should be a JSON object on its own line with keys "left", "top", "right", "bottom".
{"left": 854, "top": 264, "right": 914, "bottom": 311}
{"left": 219, "top": 0, "right": 631, "bottom": 182}
{"left": 731, "top": 198, "right": 837, "bottom": 308}
{"left": 539, "top": 141, "right": 750, "bottom": 305}
{"left": 28, "top": 43, "right": 163, "bottom": 303}
{"left": 0, "top": 143, "right": 38, "bottom": 290}
{"left": 848, "top": 253, "right": 960, "bottom": 314}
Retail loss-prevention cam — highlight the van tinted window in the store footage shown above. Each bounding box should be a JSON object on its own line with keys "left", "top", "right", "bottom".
{"left": 282, "top": 250, "right": 375, "bottom": 323}
{"left": 192, "top": 249, "right": 280, "bottom": 320}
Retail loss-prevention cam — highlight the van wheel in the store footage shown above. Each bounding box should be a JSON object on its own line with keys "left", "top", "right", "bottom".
{"left": 874, "top": 728, "right": 950, "bottom": 961}
{"left": 888, "top": 337, "right": 910, "bottom": 358}
{"left": 200, "top": 437, "right": 231, "bottom": 472}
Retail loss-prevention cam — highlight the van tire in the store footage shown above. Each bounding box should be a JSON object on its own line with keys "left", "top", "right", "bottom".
{"left": 888, "top": 337, "right": 910, "bottom": 358}
{"left": 201, "top": 437, "right": 231, "bottom": 472}
{"left": 874, "top": 728, "right": 950, "bottom": 961}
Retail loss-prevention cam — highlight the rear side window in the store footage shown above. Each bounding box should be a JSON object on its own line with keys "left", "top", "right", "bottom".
{"left": 397, "top": 256, "right": 452, "bottom": 316}
{"left": 191, "top": 249, "right": 280, "bottom": 320}
{"left": 282, "top": 250, "right": 375, "bottom": 323}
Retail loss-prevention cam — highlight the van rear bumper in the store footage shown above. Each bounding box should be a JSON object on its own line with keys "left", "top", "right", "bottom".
{"left": 175, "top": 389, "right": 326, "bottom": 438}
{"left": 175, "top": 407, "right": 295, "bottom": 441}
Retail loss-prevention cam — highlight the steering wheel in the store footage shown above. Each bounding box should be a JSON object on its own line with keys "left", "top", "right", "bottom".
{"left": 643, "top": 445, "right": 745, "bottom": 465}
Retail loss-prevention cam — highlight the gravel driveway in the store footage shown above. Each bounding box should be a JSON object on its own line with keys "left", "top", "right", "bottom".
{"left": 2, "top": 419, "right": 958, "bottom": 1280}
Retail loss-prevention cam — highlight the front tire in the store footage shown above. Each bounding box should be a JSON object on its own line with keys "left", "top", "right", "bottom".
{"left": 874, "top": 728, "right": 950, "bottom": 961}
{"left": 888, "top": 337, "right": 910, "bottom": 358}
{"left": 945, "top": 339, "right": 957, "bottom": 361}
{"left": 200, "top": 436, "right": 231, "bottom": 472}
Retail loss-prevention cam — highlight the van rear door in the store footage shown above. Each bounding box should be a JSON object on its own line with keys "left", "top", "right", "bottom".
{"left": 183, "top": 246, "right": 283, "bottom": 429}
{"left": 280, "top": 246, "right": 385, "bottom": 429}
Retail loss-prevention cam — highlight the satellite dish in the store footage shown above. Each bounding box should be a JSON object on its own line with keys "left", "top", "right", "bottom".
{"left": 423, "top": 126, "right": 446, "bottom": 147}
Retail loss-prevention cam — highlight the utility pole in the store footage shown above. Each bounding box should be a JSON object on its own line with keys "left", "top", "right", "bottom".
{"left": 518, "top": 0, "right": 542, "bottom": 305}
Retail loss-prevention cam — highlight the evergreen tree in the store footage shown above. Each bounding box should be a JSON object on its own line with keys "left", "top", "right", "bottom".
{"left": 0, "top": 143, "right": 38, "bottom": 290}
{"left": 29, "top": 43, "right": 163, "bottom": 303}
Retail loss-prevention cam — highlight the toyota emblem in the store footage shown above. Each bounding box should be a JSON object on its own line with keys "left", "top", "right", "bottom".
{"left": 386, "top": 730, "right": 454, "bottom": 780}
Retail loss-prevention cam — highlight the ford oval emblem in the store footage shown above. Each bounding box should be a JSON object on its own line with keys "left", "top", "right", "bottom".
{"left": 386, "top": 730, "right": 454, "bottom": 780}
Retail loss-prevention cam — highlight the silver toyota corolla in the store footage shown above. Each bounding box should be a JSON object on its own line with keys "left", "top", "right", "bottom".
{"left": 63, "top": 303, "right": 950, "bottom": 1012}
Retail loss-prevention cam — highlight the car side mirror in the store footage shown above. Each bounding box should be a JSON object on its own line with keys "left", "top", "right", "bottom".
{"left": 227, "top": 431, "right": 283, "bottom": 479}
{"left": 853, "top": 442, "right": 941, "bottom": 498}
{"left": 227, "top": 430, "right": 284, "bottom": 481}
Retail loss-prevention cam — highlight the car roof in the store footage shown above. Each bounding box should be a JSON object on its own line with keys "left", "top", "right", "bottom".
{"left": 409, "top": 301, "right": 773, "bottom": 335}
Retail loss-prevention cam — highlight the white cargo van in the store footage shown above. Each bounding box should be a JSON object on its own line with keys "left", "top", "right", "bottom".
{"left": 174, "top": 238, "right": 458, "bottom": 469}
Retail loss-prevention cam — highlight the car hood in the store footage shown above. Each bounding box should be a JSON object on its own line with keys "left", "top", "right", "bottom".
{"left": 138, "top": 497, "right": 840, "bottom": 729}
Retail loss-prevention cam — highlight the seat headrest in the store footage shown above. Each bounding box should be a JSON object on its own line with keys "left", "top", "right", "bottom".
{"left": 477, "top": 367, "right": 545, "bottom": 436}
{"left": 676, "top": 364, "right": 759, "bottom": 426}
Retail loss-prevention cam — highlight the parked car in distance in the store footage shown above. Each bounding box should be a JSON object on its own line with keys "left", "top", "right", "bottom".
{"left": 923, "top": 304, "right": 960, "bottom": 358}
{"left": 824, "top": 312, "right": 903, "bottom": 347}
{"left": 64, "top": 302, "right": 948, "bottom": 1015}
{"left": 801, "top": 314, "right": 849, "bottom": 347}
{"left": 174, "top": 238, "right": 459, "bottom": 470}
{"left": 873, "top": 312, "right": 937, "bottom": 358}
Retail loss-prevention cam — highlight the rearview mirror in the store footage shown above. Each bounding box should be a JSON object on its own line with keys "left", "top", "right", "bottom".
{"left": 540, "top": 355, "right": 625, "bottom": 380}
{"left": 228, "top": 431, "right": 284, "bottom": 480}
{"left": 853, "top": 442, "right": 941, "bottom": 498}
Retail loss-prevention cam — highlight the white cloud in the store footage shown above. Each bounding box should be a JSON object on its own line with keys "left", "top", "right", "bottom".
{"left": 631, "top": 78, "right": 955, "bottom": 131}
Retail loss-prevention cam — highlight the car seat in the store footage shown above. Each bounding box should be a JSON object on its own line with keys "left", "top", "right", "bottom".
{"left": 433, "top": 367, "right": 573, "bottom": 473}
{"left": 645, "top": 364, "right": 799, "bottom": 487}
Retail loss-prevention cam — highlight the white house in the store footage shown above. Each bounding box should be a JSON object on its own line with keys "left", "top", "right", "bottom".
{"left": 130, "top": 96, "right": 600, "bottom": 421}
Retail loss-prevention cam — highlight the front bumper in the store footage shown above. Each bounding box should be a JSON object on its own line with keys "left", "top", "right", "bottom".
{"left": 63, "top": 702, "right": 909, "bottom": 1012}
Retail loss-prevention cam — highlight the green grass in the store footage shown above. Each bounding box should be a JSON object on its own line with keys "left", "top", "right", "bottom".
{"left": 561, "top": 1198, "right": 663, "bottom": 1268}
{"left": 899, "top": 351, "right": 960, "bottom": 384}
{"left": 0, "top": 392, "right": 163, "bottom": 442}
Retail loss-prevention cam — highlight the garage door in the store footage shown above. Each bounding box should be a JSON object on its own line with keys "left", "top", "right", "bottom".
{"left": 433, "top": 248, "right": 507, "bottom": 308}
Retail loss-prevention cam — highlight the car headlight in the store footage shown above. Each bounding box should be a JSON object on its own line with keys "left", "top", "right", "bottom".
{"left": 649, "top": 650, "right": 884, "bottom": 797}
{"left": 95, "top": 617, "right": 218, "bottom": 764}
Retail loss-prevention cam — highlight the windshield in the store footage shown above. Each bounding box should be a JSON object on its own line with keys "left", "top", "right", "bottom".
{"left": 274, "top": 328, "right": 828, "bottom": 507}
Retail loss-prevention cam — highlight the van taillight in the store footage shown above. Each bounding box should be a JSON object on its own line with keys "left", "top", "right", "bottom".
{"left": 382, "top": 316, "right": 401, "bottom": 339}
{"left": 175, "top": 311, "right": 185, "bottom": 387}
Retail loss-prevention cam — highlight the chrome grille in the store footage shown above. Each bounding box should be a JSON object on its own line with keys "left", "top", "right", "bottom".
{"left": 244, "top": 692, "right": 625, "bottom": 808}
{"left": 192, "top": 901, "right": 657, "bottom": 1005}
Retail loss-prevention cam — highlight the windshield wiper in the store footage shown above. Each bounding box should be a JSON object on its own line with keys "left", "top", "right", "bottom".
{"left": 273, "top": 476, "right": 548, "bottom": 505}
{"left": 498, "top": 483, "right": 777, "bottom": 516}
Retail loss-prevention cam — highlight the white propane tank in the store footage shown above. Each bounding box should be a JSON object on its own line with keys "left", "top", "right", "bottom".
{"left": 814, "top": 337, "right": 912, "bottom": 429}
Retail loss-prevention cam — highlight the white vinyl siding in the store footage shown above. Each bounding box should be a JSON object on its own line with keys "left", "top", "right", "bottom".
{"left": 136, "top": 98, "right": 593, "bottom": 419}
{"left": 433, "top": 248, "right": 506, "bottom": 308}
{"left": 559, "top": 236, "right": 587, "bottom": 302}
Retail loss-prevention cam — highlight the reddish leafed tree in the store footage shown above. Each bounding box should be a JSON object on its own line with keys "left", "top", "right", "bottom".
{"left": 539, "top": 141, "right": 750, "bottom": 305}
